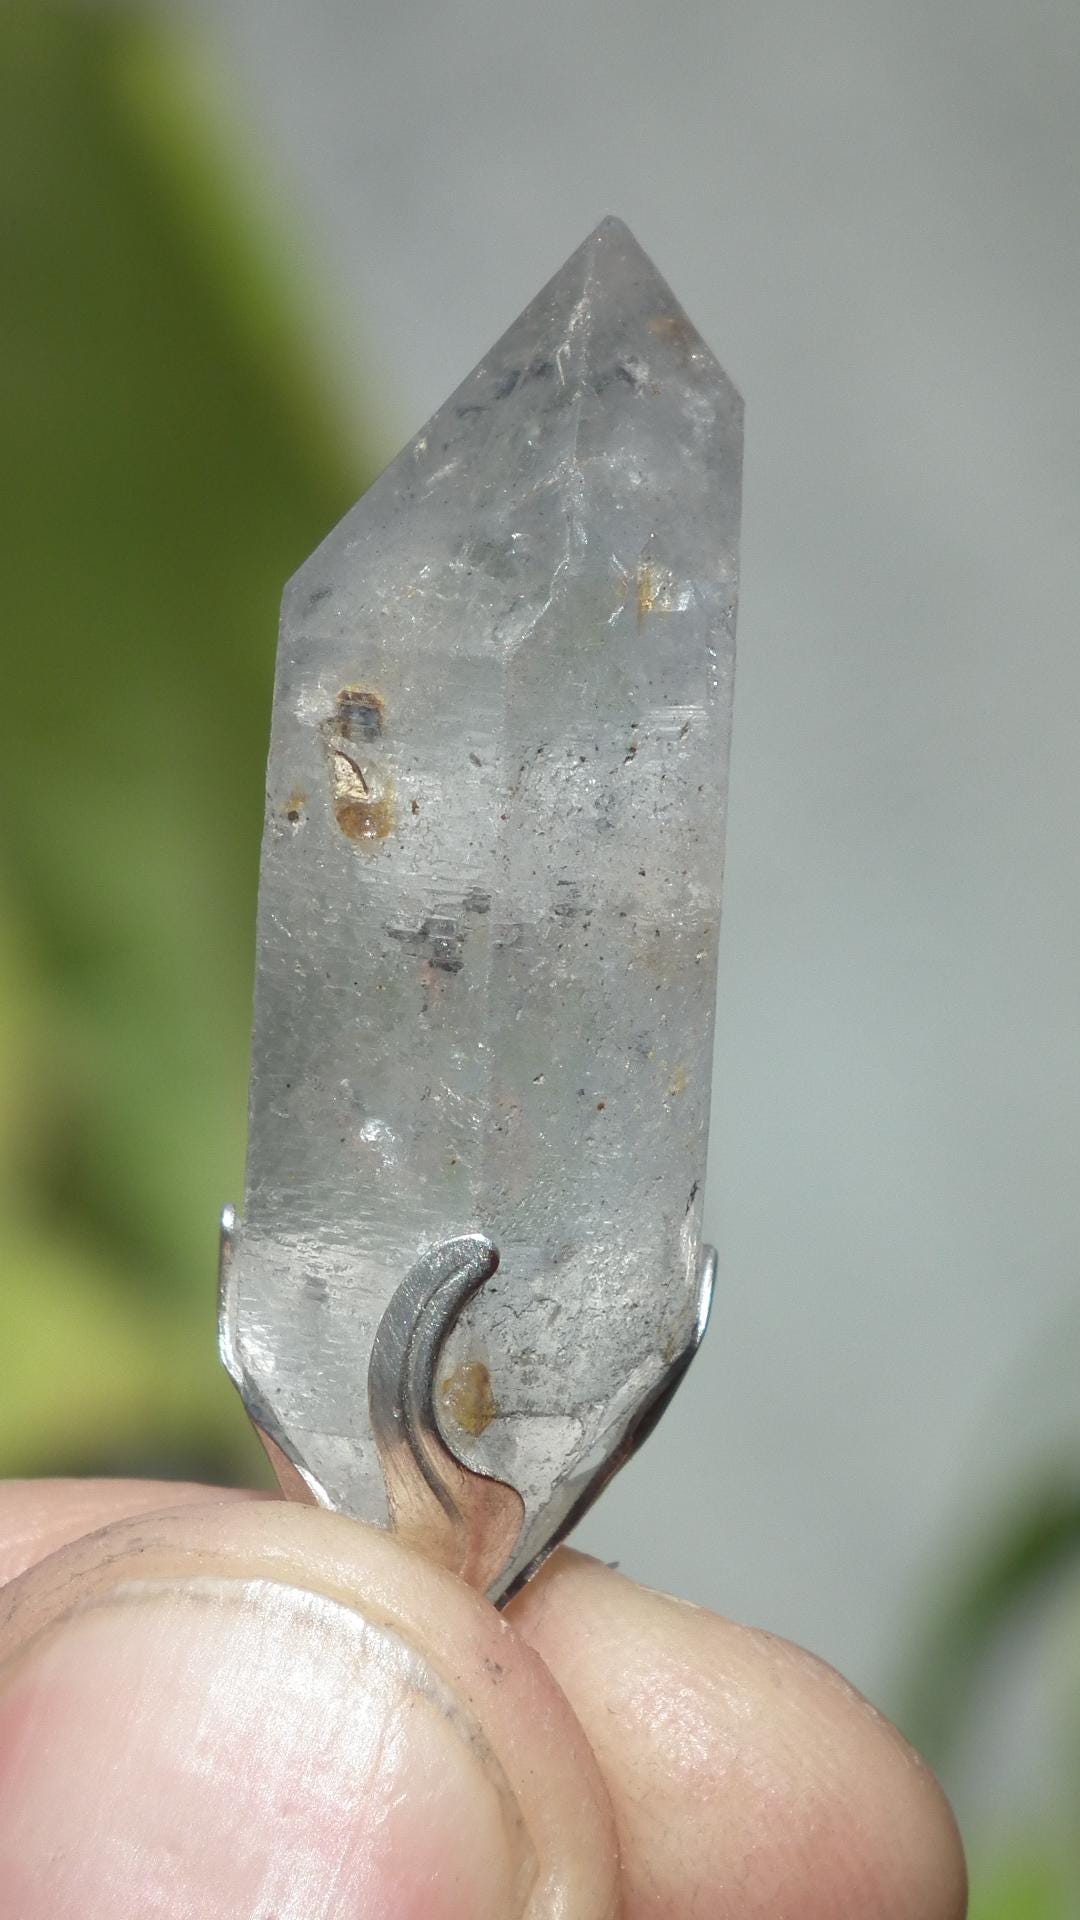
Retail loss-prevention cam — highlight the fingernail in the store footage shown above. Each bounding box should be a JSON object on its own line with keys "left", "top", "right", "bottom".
{"left": 0, "top": 1575, "right": 536, "bottom": 1920}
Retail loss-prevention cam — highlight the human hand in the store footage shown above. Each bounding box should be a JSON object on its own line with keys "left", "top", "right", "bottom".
{"left": 0, "top": 1481, "right": 966, "bottom": 1917}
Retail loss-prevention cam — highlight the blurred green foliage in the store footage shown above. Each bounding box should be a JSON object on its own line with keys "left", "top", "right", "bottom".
{"left": 0, "top": 5, "right": 1075, "bottom": 1910}
{"left": 0, "top": 0, "right": 363, "bottom": 1482}
{"left": 907, "top": 1480, "right": 1080, "bottom": 1768}
{"left": 969, "top": 1858, "right": 1067, "bottom": 1920}
{"left": 914, "top": 1482, "right": 1080, "bottom": 1919}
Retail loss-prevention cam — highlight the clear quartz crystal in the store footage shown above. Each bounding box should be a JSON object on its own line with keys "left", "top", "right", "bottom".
{"left": 226, "top": 217, "right": 742, "bottom": 1584}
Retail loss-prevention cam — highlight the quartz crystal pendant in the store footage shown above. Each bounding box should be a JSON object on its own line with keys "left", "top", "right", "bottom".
{"left": 220, "top": 217, "right": 742, "bottom": 1603}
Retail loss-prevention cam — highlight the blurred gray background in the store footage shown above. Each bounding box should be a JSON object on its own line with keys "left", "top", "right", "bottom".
{"left": 167, "top": 0, "right": 1080, "bottom": 1846}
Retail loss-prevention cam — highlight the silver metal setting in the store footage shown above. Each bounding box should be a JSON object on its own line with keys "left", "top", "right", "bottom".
{"left": 221, "top": 1210, "right": 716, "bottom": 1605}
{"left": 367, "top": 1233, "right": 523, "bottom": 1597}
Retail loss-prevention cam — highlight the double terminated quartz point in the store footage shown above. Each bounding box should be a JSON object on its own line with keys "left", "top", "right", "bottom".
{"left": 221, "top": 217, "right": 742, "bottom": 1603}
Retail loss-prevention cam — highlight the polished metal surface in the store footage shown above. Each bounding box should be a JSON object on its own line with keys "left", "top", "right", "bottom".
{"left": 367, "top": 1233, "right": 522, "bottom": 1598}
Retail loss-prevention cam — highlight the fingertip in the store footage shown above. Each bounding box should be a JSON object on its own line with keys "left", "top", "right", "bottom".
{"left": 0, "top": 1504, "right": 618, "bottom": 1920}
{"left": 778, "top": 1636, "right": 969, "bottom": 1920}
{"left": 0, "top": 1478, "right": 264, "bottom": 1586}
{"left": 513, "top": 1551, "right": 967, "bottom": 1920}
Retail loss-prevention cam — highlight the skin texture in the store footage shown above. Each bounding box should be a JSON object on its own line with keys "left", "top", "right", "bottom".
{"left": 0, "top": 1481, "right": 968, "bottom": 1919}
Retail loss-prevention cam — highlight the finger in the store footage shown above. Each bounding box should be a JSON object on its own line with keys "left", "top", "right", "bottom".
{"left": 511, "top": 1550, "right": 967, "bottom": 1920}
{"left": 0, "top": 1478, "right": 264, "bottom": 1585}
{"left": 0, "top": 1485, "right": 968, "bottom": 1917}
{"left": 0, "top": 1501, "right": 618, "bottom": 1920}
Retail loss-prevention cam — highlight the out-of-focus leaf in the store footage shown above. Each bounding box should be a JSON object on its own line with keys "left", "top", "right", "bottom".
{"left": 0, "top": 0, "right": 367, "bottom": 1478}
{"left": 902, "top": 1477, "right": 1080, "bottom": 1765}
{"left": 0, "top": 1227, "right": 157, "bottom": 1473}
{"left": 900, "top": 1480, "right": 1080, "bottom": 1919}
{"left": 968, "top": 1852, "right": 1068, "bottom": 1920}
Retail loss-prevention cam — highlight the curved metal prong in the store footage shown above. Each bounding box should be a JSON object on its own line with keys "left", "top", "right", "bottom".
{"left": 368, "top": 1235, "right": 524, "bottom": 1592}
{"left": 218, "top": 1204, "right": 331, "bottom": 1509}
{"left": 490, "top": 1241, "right": 718, "bottom": 1604}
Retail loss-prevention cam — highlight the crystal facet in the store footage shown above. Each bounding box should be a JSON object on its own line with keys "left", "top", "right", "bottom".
{"left": 224, "top": 217, "right": 742, "bottom": 1595}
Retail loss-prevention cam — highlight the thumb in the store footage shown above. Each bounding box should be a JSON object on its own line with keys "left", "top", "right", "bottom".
{"left": 0, "top": 1500, "right": 619, "bottom": 1920}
